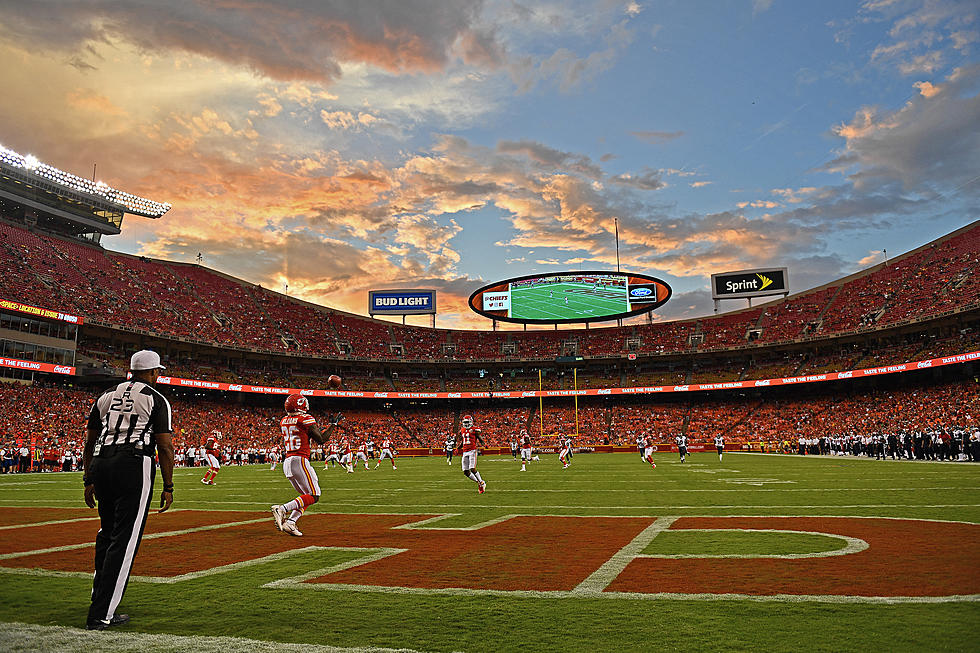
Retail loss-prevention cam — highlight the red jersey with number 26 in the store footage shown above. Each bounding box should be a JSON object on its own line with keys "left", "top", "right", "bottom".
{"left": 281, "top": 413, "right": 317, "bottom": 459}
{"left": 459, "top": 427, "right": 481, "bottom": 453}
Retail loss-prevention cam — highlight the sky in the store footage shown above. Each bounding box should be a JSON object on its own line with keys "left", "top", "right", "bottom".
{"left": 0, "top": 0, "right": 978, "bottom": 330}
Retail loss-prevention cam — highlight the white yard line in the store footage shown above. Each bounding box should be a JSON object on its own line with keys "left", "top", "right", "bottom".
{"left": 0, "top": 516, "right": 100, "bottom": 530}
{"left": 573, "top": 517, "right": 676, "bottom": 594}
{"left": 0, "top": 517, "right": 268, "bottom": 560}
{"left": 0, "top": 621, "right": 425, "bottom": 653}
{"left": 638, "top": 528, "right": 869, "bottom": 559}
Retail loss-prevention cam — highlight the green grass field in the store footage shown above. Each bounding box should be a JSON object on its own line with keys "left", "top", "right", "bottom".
{"left": 510, "top": 282, "right": 627, "bottom": 320}
{"left": 1, "top": 452, "right": 978, "bottom": 652}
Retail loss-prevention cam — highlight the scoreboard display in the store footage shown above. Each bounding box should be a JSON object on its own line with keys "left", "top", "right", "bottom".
{"left": 468, "top": 271, "right": 671, "bottom": 325}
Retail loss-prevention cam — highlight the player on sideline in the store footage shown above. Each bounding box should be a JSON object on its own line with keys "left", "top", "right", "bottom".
{"left": 715, "top": 435, "right": 724, "bottom": 461}
{"left": 268, "top": 448, "right": 279, "bottom": 471}
{"left": 201, "top": 432, "right": 221, "bottom": 485}
{"left": 445, "top": 434, "right": 456, "bottom": 465}
{"left": 375, "top": 437, "right": 397, "bottom": 469}
{"left": 457, "top": 415, "right": 487, "bottom": 493}
{"left": 271, "top": 394, "right": 340, "bottom": 537}
{"left": 519, "top": 429, "right": 533, "bottom": 472}
{"left": 559, "top": 435, "right": 573, "bottom": 469}
{"left": 676, "top": 434, "right": 688, "bottom": 463}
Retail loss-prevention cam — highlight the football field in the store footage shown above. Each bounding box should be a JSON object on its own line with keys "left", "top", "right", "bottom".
{"left": 0, "top": 453, "right": 977, "bottom": 652}
{"left": 509, "top": 282, "right": 627, "bottom": 320}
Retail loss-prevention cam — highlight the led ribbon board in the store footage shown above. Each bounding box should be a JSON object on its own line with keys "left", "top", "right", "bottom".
{"left": 468, "top": 271, "right": 671, "bottom": 325}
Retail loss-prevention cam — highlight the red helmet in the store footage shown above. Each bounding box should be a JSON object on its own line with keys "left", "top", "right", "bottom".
{"left": 285, "top": 394, "right": 309, "bottom": 414}
{"left": 461, "top": 415, "right": 474, "bottom": 428}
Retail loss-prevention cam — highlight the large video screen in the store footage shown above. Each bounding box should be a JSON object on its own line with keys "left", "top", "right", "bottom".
{"left": 469, "top": 271, "right": 671, "bottom": 325}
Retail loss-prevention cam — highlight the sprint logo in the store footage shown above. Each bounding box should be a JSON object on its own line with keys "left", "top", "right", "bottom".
{"left": 756, "top": 273, "right": 773, "bottom": 290}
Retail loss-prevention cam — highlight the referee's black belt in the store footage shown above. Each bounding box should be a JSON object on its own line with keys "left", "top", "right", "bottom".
{"left": 95, "top": 443, "right": 155, "bottom": 458}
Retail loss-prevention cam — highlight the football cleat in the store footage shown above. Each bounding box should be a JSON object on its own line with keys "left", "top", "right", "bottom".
{"left": 271, "top": 505, "right": 286, "bottom": 531}
{"left": 392, "top": 465, "right": 396, "bottom": 470}
{"left": 478, "top": 481, "right": 486, "bottom": 494}
{"left": 282, "top": 521, "right": 303, "bottom": 537}
{"left": 200, "top": 478, "right": 209, "bottom": 485}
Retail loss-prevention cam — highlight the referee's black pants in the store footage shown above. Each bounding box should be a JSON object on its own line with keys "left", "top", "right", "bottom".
{"left": 87, "top": 449, "right": 155, "bottom": 627}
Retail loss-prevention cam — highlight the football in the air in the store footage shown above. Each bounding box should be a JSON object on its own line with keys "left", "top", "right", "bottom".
{"left": 327, "top": 374, "right": 342, "bottom": 389}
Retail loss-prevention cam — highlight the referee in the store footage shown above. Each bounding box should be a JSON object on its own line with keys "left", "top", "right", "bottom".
{"left": 82, "top": 350, "right": 175, "bottom": 631}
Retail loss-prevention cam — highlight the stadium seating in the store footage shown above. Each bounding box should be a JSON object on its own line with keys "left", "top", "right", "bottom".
{"left": 1, "top": 218, "right": 978, "bottom": 362}
{"left": 2, "top": 377, "right": 976, "bottom": 463}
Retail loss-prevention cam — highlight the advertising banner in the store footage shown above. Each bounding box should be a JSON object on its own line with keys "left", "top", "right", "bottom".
{"left": 155, "top": 351, "right": 979, "bottom": 399}
{"left": 0, "top": 357, "right": 76, "bottom": 375}
{"left": 711, "top": 268, "right": 788, "bottom": 299}
{"left": 0, "top": 298, "right": 84, "bottom": 324}
{"left": 368, "top": 290, "right": 437, "bottom": 315}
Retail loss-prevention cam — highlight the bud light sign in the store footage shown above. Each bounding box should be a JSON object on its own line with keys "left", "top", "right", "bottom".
{"left": 369, "top": 290, "right": 437, "bottom": 316}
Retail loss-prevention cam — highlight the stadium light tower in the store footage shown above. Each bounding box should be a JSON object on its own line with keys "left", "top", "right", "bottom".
{"left": 0, "top": 144, "right": 171, "bottom": 242}
{"left": 614, "top": 217, "right": 620, "bottom": 272}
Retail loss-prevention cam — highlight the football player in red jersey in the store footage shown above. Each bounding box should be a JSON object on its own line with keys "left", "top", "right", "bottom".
{"left": 270, "top": 394, "right": 341, "bottom": 537}
{"left": 456, "top": 415, "right": 487, "bottom": 493}
{"left": 201, "top": 431, "right": 222, "bottom": 485}
{"left": 324, "top": 441, "right": 341, "bottom": 468}
{"left": 519, "top": 429, "right": 533, "bottom": 472}
{"left": 339, "top": 437, "right": 354, "bottom": 473}
{"left": 375, "top": 437, "right": 396, "bottom": 469}
{"left": 354, "top": 441, "right": 370, "bottom": 470}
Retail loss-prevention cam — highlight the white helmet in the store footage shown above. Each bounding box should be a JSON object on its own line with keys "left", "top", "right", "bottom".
{"left": 461, "top": 415, "right": 473, "bottom": 429}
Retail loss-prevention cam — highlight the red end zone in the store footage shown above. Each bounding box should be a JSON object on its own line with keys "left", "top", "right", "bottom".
{"left": 1, "top": 511, "right": 977, "bottom": 599}
{"left": 605, "top": 517, "right": 980, "bottom": 597}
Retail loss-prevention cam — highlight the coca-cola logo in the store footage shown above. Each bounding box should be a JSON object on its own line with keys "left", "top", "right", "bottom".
{"left": 674, "top": 385, "right": 689, "bottom": 391}
{"left": 228, "top": 384, "right": 242, "bottom": 391}
{"left": 837, "top": 371, "right": 854, "bottom": 379}
{"left": 916, "top": 360, "right": 933, "bottom": 368}
{"left": 53, "top": 365, "right": 72, "bottom": 374}
{"left": 373, "top": 392, "right": 388, "bottom": 398}
{"left": 447, "top": 393, "right": 461, "bottom": 398}
{"left": 754, "top": 380, "right": 771, "bottom": 387}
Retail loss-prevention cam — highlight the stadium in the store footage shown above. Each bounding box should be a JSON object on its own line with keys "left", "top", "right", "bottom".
{"left": 1, "top": 3, "right": 979, "bottom": 652}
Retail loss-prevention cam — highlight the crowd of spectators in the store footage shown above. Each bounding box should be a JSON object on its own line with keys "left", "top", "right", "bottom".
{"left": 4, "top": 375, "right": 977, "bottom": 473}
{"left": 4, "top": 219, "right": 977, "bottom": 363}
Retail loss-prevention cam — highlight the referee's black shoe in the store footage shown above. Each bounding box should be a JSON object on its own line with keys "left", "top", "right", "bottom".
{"left": 87, "top": 614, "right": 130, "bottom": 630}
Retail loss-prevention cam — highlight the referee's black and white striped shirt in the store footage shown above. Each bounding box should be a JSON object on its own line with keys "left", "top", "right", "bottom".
{"left": 87, "top": 381, "right": 172, "bottom": 456}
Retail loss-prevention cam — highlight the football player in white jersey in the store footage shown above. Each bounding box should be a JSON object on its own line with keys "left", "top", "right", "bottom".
{"left": 445, "top": 435, "right": 456, "bottom": 465}
{"left": 676, "top": 434, "right": 688, "bottom": 463}
{"left": 714, "top": 435, "right": 724, "bottom": 461}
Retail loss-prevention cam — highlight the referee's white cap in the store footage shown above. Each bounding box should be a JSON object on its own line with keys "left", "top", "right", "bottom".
{"left": 130, "top": 350, "right": 166, "bottom": 371}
